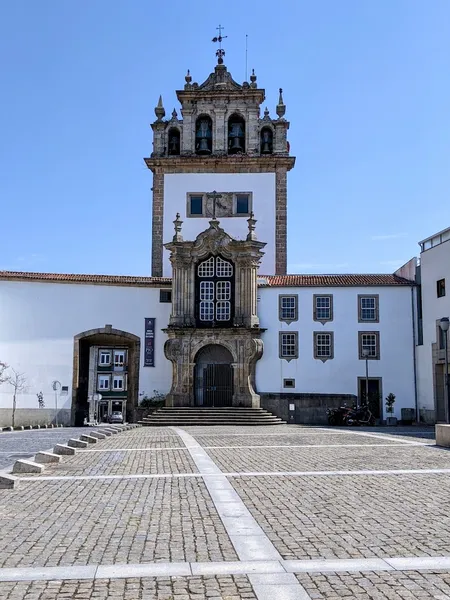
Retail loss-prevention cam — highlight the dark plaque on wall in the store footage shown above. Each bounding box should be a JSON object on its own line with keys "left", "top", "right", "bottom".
{"left": 144, "top": 318, "right": 155, "bottom": 367}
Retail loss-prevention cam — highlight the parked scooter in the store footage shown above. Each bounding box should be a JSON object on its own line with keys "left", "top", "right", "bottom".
{"left": 326, "top": 404, "right": 354, "bottom": 426}
{"left": 327, "top": 403, "right": 376, "bottom": 426}
{"left": 344, "top": 404, "right": 376, "bottom": 426}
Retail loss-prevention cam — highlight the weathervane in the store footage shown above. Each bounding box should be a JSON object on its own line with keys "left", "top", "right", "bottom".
{"left": 212, "top": 24, "right": 227, "bottom": 64}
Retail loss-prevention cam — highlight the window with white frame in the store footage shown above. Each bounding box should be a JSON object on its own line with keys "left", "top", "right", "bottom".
{"left": 358, "top": 295, "right": 379, "bottom": 322}
{"left": 98, "top": 375, "right": 110, "bottom": 391}
{"left": 314, "top": 295, "right": 333, "bottom": 322}
{"left": 196, "top": 256, "right": 233, "bottom": 325}
{"left": 114, "top": 350, "right": 126, "bottom": 367}
{"left": 279, "top": 332, "right": 298, "bottom": 360}
{"left": 314, "top": 331, "right": 334, "bottom": 360}
{"left": 99, "top": 350, "right": 111, "bottom": 366}
{"left": 112, "top": 375, "right": 125, "bottom": 391}
{"left": 279, "top": 295, "right": 298, "bottom": 323}
{"left": 359, "top": 331, "right": 380, "bottom": 359}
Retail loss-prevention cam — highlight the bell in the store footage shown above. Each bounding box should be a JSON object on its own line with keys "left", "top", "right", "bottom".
{"left": 230, "top": 136, "right": 243, "bottom": 153}
{"left": 261, "top": 141, "right": 272, "bottom": 154}
{"left": 197, "top": 137, "right": 211, "bottom": 154}
{"left": 169, "top": 136, "right": 180, "bottom": 155}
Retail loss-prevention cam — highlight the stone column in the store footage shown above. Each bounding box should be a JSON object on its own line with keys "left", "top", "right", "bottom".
{"left": 247, "top": 108, "right": 259, "bottom": 155}
{"left": 181, "top": 108, "right": 194, "bottom": 154}
{"left": 214, "top": 107, "right": 226, "bottom": 154}
{"left": 275, "top": 168, "right": 287, "bottom": 275}
{"left": 151, "top": 171, "right": 164, "bottom": 277}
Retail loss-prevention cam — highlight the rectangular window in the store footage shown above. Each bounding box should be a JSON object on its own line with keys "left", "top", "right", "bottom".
{"left": 437, "top": 279, "right": 446, "bottom": 298}
{"left": 160, "top": 289, "right": 172, "bottom": 303}
{"left": 112, "top": 375, "right": 124, "bottom": 391}
{"left": 97, "top": 375, "right": 110, "bottom": 391}
{"left": 439, "top": 326, "right": 448, "bottom": 350}
{"left": 216, "top": 301, "right": 231, "bottom": 321}
{"left": 314, "top": 331, "right": 334, "bottom": 360}
{"left": 279, "top": 332, "right": 299, "bottom": 360}
{"left": 279, "top": 295, "right": 298, "bottom": 322}
{"left": 358, "top": 295, "right": 379, "bottom": 322}
{"left": 200, "top": 301, "right": 214, "bottom": 321}
{"left": 236, "top": 194, "right": 249, "bottom": 214}
{"left": 314, "top": 295, "right": 333, "bottom": 322}
{"left": 114, "top": 351, "right": 126, "bottom": 367}
{"left": 359, "top": 331, "right": 380, "bottom": 360}
{"left": 189, "top": 195, "right": 203, "bottom": 215}
{"left": 216, "top": 280, "right": 231, "bottom": 301}
{"left": 99, "top": 351, "right": 111, "bottom": 366}
{"left": 283, "top": 378, "right": 295, "bottom": 388}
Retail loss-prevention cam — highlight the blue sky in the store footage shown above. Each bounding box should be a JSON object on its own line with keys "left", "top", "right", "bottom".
{"left": 0, "top": 1, "right": 449, "bottom": 275}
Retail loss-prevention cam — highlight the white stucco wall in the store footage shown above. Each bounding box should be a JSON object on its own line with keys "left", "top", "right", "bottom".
{"left": 0, "top": 281, "right": 171, "bottom": 413}
{"left": 163, "top": 173, "right": 276, "bottom": 276}
{"left": 256, "top": 285, "right": 416, "bottom": 420}
{"left": 416, "top": 239, "right": 450, "bottom": 412}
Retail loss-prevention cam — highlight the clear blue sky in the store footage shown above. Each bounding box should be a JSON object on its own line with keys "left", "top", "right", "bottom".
{"left": 1, "top": 1, "right": 449, "bottom": 275}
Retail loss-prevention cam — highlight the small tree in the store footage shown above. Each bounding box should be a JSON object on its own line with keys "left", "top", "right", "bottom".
{"left": 7, "top": 368, "right": 27, "bottom": 428}
{"left": 385, "top": 392, "right": 396, "bottom": 415}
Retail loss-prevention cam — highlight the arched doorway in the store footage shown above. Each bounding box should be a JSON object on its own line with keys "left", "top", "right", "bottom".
{"left": 194, "top": 344, "right": 233, "bottom": 407}
{"left": 71, "top": 326, "right": 140, "bottom": 426}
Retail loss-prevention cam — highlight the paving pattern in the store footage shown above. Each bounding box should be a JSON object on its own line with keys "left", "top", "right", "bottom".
{"left": 1, "top": 423, "right": 449, "bottom": 599}
{"left": 0, "top": 575, "right": 257, "bottom": 600}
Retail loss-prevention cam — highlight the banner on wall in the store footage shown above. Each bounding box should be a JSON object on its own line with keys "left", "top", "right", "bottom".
{"left": 144, "top": 318, "right": 155, "bottom": 367}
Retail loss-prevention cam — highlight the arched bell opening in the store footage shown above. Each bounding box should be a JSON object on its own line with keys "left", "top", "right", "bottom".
{"left": 194, "top": 344, "right": 234, "bottom": 407}
{"left": 228, "top": 114, "right": 246, "bottom": 154}
{"left": 167, "top": 128, "right": 180, "bottom": 155}
{"left": 195, "top": 115, "right": 213, "bottom": 155}
{"left": 260, "top": 127, "right": 273, "bottom": 154}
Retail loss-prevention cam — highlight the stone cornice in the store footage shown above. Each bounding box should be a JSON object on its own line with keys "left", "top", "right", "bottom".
{"left": 144, "top": 155, "right": 296, "bottom": 173}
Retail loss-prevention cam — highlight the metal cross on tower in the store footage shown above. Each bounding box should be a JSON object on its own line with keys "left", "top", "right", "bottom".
{"left": 212, "top": 24, "right": 227, "bottom": 64}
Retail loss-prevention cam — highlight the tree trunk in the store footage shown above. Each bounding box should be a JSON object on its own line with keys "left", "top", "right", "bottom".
{"left": 12, "top": 393, "right": 16, "bottom": 428}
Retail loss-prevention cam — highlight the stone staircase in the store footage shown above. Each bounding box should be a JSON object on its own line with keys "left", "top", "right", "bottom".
{"left": 139, "top": 407, "right": 285, "bottom": 427}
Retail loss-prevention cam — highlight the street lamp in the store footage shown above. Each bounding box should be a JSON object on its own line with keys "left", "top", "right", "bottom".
{"left": 439, "top": 317, "right": 450, "bottom": 423}
{"left": 362, "top": 347, "right": 370, "bottom": 410}
{"left": 52, "top": 380, "right": 61, "bottom": 427}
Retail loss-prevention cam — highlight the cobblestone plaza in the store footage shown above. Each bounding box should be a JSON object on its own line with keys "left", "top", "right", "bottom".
{"left": 2, "top": 424, "right": 450, "bottom": 599}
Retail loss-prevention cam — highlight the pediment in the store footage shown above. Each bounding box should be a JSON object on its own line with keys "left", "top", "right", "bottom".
{"left": 193, "top": 220, "right": 234, "bottom": 256}
{"left": 197, "top": 65, "right": 242, "bottom": 92}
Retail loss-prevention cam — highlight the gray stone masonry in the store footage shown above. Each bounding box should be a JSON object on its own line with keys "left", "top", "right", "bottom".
{"left": 34, "top": 452, "right": 61, "bottom": 464}
{"left": 67, "top": 438, "right": 88, "bottom": 449}
{"left": 80, "top": 434, "right": 98, "bottom": 444}
{"left": 53, "top": 444, "right": 76, "bottom": 455}
{"left": 12, "top": 459, "right": 44, "bottom": 474}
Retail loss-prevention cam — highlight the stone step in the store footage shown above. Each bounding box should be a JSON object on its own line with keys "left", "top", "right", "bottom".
{"left": 139, "top": 420, "right": 283, "bottom": 426}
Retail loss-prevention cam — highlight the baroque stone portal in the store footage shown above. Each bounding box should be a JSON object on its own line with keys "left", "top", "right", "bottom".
{"left": 163, "top": 214, "right": 265, "bottom": 407}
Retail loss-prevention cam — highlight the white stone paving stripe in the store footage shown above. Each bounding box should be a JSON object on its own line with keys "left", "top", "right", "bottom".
{"left": 18, "top": 467, "right": 450, "bottom": 482}
{"left": 4, "top": 556, "right": 450, "bottom": 583}
{"left": 315, "top": 427, "right": 433, "bottom": 445}
{"left": 171, "top": 427, "right": 312, "bottom": 600}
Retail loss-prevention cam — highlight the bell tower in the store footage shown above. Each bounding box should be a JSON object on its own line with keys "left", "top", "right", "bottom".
{"left": 145, "top": 34, "right": 295, "bottom": 277}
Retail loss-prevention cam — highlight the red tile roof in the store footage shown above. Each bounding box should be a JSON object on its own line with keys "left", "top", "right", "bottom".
{"left": 0, "top": 271, "right": 171, "bottom": 287}
{"left": 258, "top": 274, "right": 415, "bottom": 287}
{"left": 0, "top": 271, "right": 414, "bottom": 288}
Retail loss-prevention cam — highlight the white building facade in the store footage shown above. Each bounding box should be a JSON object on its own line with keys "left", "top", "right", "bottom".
{"left": 0, "top": 55, "right": 434, "bottom": 427}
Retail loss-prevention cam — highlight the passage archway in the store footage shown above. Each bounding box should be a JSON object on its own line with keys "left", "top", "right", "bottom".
{"left": 71, "top": 326, "right": 140, "bottom": 426}
{"left": 194, "top": 344, "right": 233, "bottom": 406}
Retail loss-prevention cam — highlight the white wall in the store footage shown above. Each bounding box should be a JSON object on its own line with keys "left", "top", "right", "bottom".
{"left": 256, "top": 285, "right": 416, "bottom": 420}
{"left": 0, "top": 281, "right": 171, "bottom": 413}
{"left": 416, "top": 239, "right": 450, "bottom": 412}
{"left": 163, "top": 173, "right": 276, "bottom": 276}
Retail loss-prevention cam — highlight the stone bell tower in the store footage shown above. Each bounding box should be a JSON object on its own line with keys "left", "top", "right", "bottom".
{"left": 163, "top": 213, "right": 265, "bottom": 408}
{"left": 144, "top": 43, "right": 295, "bottom": 277}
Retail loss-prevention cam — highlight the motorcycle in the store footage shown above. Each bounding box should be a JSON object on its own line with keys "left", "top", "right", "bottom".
{"left": 327, "top": 403, "right": 375, "bottom": 426}
{"left": 327, "top": 404, "right": 353, "bottom": 426}
{"left": 344, "top": 404, "right": 376, "bottom": 426}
